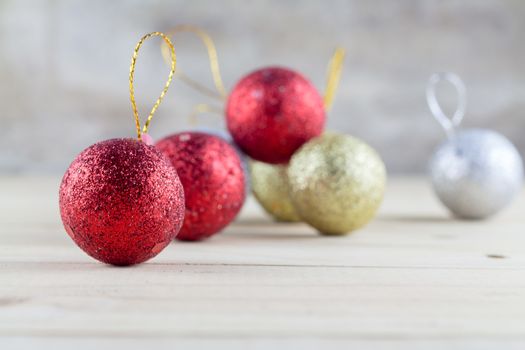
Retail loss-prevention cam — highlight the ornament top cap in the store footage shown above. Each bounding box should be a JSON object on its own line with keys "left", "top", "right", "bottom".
{"left": 426, "top": 72, "right": 467, "bottom": 139}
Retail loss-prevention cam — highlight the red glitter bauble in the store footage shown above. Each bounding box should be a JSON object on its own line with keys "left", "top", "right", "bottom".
{"left": 156, "top": 132, "right": 246, "bottom": 241}
{"left": 226, "top": 67, "right": 325, "bottom": 164}
{"left": 59, "top": 138, "right": 185, "bottom": 266}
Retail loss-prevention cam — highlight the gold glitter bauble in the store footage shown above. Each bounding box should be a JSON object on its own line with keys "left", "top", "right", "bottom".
{"left": 287, "top": 133, "right": 386, "bottom": 235}
{"left": 250, "top": 160, "right": 301, "bottom": 222}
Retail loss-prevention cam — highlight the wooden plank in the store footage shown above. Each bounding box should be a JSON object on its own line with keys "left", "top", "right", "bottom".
{"left": 0, "top": 176, "right": 524, "bottom": 349}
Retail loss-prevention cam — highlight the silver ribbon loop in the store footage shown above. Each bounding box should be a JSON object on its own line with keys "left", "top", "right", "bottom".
{"left": 426, "top": 72, "right": 467, "bottom": 138}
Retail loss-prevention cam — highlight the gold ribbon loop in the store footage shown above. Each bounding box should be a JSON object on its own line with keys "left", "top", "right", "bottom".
{"left": 324, "top": 47, "right": 346, "bottom": 111}
{"left": 161, "top": 25, "right": 227, "bottom": 100}
{"left": 129, "top": 32, "right": 176, "bottom": 141}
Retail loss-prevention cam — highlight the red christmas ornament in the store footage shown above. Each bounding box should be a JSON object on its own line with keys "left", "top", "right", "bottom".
{"left": 226, "top": 67, "right": 325, "bottom": 164}
{"left": 59, "top": 138, "right": 185, "bottom": 265}
{"left": 59, "top": 32, "right": 182, "bottom": 265}
{"left": 156, "top": 132, "right": 246, "bottom": 241}
{"left": 160, "top": 28, "right": 344, "bottom": 164}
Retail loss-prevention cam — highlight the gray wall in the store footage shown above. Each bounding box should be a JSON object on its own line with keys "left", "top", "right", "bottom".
{"left": 1, "top": 0, "right": 524, "bottom": 174}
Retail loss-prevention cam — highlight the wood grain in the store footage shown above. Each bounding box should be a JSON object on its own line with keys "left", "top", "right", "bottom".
{"left": 1, "top": 176, "right": 524, "bottom": 349}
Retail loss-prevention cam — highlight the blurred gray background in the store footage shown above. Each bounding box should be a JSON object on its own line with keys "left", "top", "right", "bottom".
{"left": 1, "top": 0, "right": 524, "bottom": 174}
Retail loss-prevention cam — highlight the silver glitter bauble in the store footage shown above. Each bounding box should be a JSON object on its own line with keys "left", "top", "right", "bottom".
{"left": 430, "top": 129, "right": 523, "bottom": 219}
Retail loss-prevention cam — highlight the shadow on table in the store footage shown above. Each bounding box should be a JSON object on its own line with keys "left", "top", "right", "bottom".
{"left": 226, "top": 219, "right": 320, "bottom": 240}
{"left": 224, "top": 232, "right": 320, "bottom": 240}
{"left": 377, "top": 214, "right": 453, "bottom": 224}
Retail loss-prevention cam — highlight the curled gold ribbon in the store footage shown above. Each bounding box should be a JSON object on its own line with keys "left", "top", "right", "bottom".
{"left": 188, "top": 103, "right": 224, "bottom": 126}
{"left": 161, "top": 25, "right": 344, "bottom": 114}
{"left": 129, "top": 32, "right": 176, "bottom": 141}
{"left": 324, "top": 47, "right": 346, "bottom": 111}
{"left": 161, "top": 25, "right": 227, "bottom": 100}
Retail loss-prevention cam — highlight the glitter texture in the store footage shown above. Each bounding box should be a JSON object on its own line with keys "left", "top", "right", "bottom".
{"left": 59, "top": 138, "right": 185, "bottom": 266}
{"left": 226, "top": 67, "right": 325, "bottom": 164}
{"left": 430, "top": 128, "right": 523, "bottom": 219}
{"left": 156, "top": 132, "right": 246, "bottom": 241}
{"left": 190, "top": 127, "right": 251, "bottom": 196}
{"left": 250, "top": 160, "right": 300, "bottom": 222}
{"left": 288, "top": 133, "right": 386, "bottom": 235}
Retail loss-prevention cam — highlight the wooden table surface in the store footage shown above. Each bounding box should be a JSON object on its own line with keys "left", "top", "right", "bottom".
{"left": 1, "top": 176, "right": 525, "bottom": 349}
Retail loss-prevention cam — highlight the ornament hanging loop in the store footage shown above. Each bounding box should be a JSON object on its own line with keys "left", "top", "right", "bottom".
{"left": 324, "top": 47, "right": 346, "bottom": 111}
{"left": 161, "top": 25, "right": 227, "bottom": 101}
{"left": 426, "top": 72, "right": 466, "bottom": 139}
{"left": 130, "top": 32, "right": 176, "bottom": 141}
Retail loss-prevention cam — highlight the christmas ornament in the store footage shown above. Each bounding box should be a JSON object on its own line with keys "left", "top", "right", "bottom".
{"left": 59, "top": 32, "right": 184, "bottom": 265}
{"left": 250, "top": 160, "right": 300, "bottom": 222}
{"left": 226, "top": 67, "right": 326, "bottom": 164}
{"left": 427, "top": 72, "right": 523, "bottom": 219}
{"left": 160, "top": 26, "right": 345, "bottom": 164}
{"left": 288, "top": 133, "right": 386, "bottom": 235}
{"left": 156, "top": 132, "right": 246, "bottom": 241}
{"left": 190, "top": 126, "right": 251, "bottom": 196}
